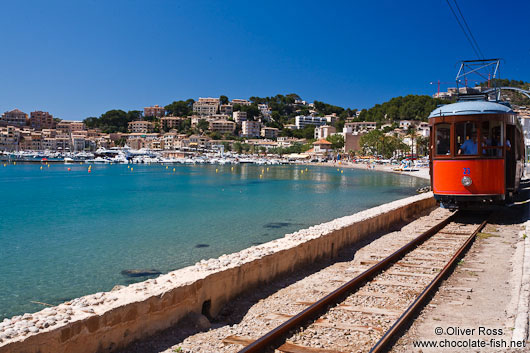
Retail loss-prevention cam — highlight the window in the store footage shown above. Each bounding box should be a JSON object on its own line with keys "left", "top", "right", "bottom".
{"left": 455, "top": 122, "right": 478, "bottom": 155}
{"left": 435, "top": 124, "right": 451, "bottom": 155}
{"left": 480, "top": 121, "right": 503, "bottom": 157}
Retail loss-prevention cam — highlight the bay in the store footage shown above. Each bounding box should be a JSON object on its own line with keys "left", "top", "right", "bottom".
{"left": 0, "top": 163, "right": 427, "bottom": 319}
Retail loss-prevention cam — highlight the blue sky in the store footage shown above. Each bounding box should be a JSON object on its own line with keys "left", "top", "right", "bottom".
{"left": 1, "top": 0, "right": 529, "bottom": 120}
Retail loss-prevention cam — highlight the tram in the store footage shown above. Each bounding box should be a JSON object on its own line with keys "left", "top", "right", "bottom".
{"left": 429, "top": 99, "right": 524, "bottom": 209}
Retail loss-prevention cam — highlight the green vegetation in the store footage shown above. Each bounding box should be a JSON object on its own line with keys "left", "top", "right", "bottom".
{"left": 479, "top": 78, "right": 530, "bottom": 106}
{"left": 164, "top": 99, "right": 195, "bottom": 116}
{"left": 358, "top": 95, "right": 451, "bottom": 123}
{"left": 359, "top": 130, "right": 408, "bottom": 158}
{"left": 80, "top": 93, "right": 452, "bottom": 142}
{"left": 84, "top": 110, "right": 142, "bottom": 133}
{"left": 326, "top": 134, "right": 344, "bottom": 150}
{"left": 477, "top": 232, "right": 500, "bottom": 239}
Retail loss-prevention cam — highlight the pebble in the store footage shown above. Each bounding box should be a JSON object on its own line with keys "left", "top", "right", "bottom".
{"left": 28, "top": 326, "right": 39, "bottom": 333}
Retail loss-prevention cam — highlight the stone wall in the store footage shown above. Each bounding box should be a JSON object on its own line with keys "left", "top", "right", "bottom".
{"left": 0, "top": 193, "right": 435, "bottom": 353}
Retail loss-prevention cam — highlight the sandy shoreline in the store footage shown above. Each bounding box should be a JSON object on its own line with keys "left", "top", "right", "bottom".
{"left": 313, "top": 161, "right": 431, "bottom": 181}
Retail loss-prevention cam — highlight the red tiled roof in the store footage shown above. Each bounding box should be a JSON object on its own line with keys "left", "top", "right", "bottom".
{"left": 313, "top": 139, "right": 332, "bottom": 145}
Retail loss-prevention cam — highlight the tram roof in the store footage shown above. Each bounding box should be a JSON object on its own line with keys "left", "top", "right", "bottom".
{"left": 428, "top": 101, "right": 513, "bottom": 118}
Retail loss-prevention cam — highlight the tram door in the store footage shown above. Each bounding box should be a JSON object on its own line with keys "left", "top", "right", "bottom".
{"left": 506, "top": 124, "right": 515, "bottom": 191}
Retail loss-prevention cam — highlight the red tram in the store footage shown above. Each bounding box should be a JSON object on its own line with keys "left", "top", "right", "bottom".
{"left": 429, "top": 100, "right": 525, "bottom": 209}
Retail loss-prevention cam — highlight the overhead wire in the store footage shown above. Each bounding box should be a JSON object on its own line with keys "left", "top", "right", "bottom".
{"left": 452, "top": 0, "right": 485, "bottom": 59}
{"left": 445, "top": 0, "right": 482, "bottom": 59}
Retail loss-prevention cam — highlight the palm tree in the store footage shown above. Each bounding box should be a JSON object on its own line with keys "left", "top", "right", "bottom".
{"left": 406, "top": 126, "right": 417, "bottom": 159}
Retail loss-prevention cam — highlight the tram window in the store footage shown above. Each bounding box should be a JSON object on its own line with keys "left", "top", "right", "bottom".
{"left": 455, "top": 122, "right": 478, "bottom": 155}
{"left": 481, "top": 121, "right": 503, "bottom": 157}
{"left": 435, "top": 124, "right": 451, "bottom": 155}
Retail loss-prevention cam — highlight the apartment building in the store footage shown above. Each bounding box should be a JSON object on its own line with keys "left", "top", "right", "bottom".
{"left": 30, "top": 111, "right": 55, "bottom": 130}
{"left": 161, "top": 116, "right": 184, "bottom": 130}
{"left": 193, "top": 97, "right": 220, "bottom": 116}
{"left": 325, "top": 114, "right": 338, "bottom": 125}
{"left": 57, "top": 121, "right": 86, "bottom": 134}
{"left": 260, "top": 127, "right": 279, "bottom": 139}
{"left": 209, "top": 120, "right": 236, "bottom": 134}
{"left": 128, "top": 120, "right": 154, "bottom": 133}
{"left": 295, "top": 115, "right": 327, "bottom": 129}
{"left": 233, "top": 111, "right": 247, "bottom": 124}
{"left": 343, "top": 121, "right": 376, "bottom": 134}
{"left": 258, "top": 104, "right": 272, "bottom": 121}
{"left": 219, "top": 104, "right": 233, "bottom": 116}
{"left": 241, "top": 120, "right": 261, "bottom": 138}
{"left": 231, "top": 99, "right": 251, "bottom": 106}
{"left": 0, "top": 126, "right": 21, "bottom": 151}
{"left": 1, "top": 109, "right": 28, "bottom": 127}
{"left": 144, "top": 105, "right": 165, "bottom": 118}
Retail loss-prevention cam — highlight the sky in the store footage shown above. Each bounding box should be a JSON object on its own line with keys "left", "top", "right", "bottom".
{"left": 1, "top": 0, "right": 529, "bottom": 121}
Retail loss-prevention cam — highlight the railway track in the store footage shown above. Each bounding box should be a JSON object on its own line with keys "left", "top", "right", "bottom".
{"left": 222, "top": 211, "right": 487, "bottom": 353}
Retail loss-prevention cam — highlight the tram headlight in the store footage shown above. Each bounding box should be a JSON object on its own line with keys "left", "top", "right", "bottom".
{"left": 461, "top": 176, "right": 472, "bottom": 187}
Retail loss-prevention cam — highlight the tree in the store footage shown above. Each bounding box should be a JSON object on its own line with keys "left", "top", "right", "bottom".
{"left": 292, "top": 125, "right": 317, "bottom": 140}
{"left": 360, "top": 130, "right": 398, "bottom": 158}
{"left": 84, "top": 117, "right": 99, "bottom": 129}
{"left": 416, "top": 136, "right": 430, "bottom": 157}
{"left": 197, "top": 119, "right": 209, "bottom": 133}
{"left": 165, "top": 99, "right": 194, "bottom": 116}
{"left": 407, "top": 126, "right": 417, "bottom": 158}
{"left": 326, "top": 134, "right": 344, "bottom": 150}
{"left": 233, "top": 142, "right": 243, "bottom": 154}
{"left": 208, "top": 131, "right": 222, "bottom": 140}
{"left": 219, "top": 95, "right": 229, "bottom": 105}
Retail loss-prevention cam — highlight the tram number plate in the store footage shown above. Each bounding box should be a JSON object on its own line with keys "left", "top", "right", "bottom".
{"left": 463, "top": 168, "right": 471, "bottom": 175}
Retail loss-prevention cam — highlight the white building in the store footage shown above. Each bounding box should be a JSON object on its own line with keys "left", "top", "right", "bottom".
{"left": 314, "top": 125, "right": 336, "bottom": 139}
{"left": 343, "top": 122, "right": 376, "bottom": 134}
{"left": 241, "top": 120, "right": 261, "bottom": 138}
{"left": 258, "top": 104, "right": 272, "bottom": 121}
{"left": 399, "top": 120, "right": 416, "bottom": 130}
{"left": 233, "top": 111, "right": 247, "bottom": 124}
{"left": 295, "top": 115, "right": 327, "bottom": 129}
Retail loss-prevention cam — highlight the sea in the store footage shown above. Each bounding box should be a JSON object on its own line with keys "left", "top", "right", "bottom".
{"left": 0, "top": 163, "right": 428, "bottom": 319}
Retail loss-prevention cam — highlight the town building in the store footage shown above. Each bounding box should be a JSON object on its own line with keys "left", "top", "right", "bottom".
{"left": 295, "top": 115, "right": 327, "bottom": 129}
{"left": 260, "top": 127, "right": 279, "bottom": 139}
{"left": 343, "top": 121, "right": 376, "bottom": 134}
{"left": 144, "top": 105, "right": 165, "bottom": 118}
{"left": 344, "top": 132, "right": 366, "bottom": 153}
{"left": 30, "top": 111, "right": 55, "bottom": 130}
{"left": 231, "top": 99, "right": 251, "bottom": 106}
{"left": 241, "top": 120, "right": 261, "bottom": 138}
{"left": 233, "top": 111, "right": 247, "bottom": 124}
{"left": 324, "top": 114, "right": 338, "bottom": 125}
{"left": 312, "top": 138, "right": 333, "bottom": 155}
{"left": 193, "top": 97, "right": 220, "bottom": 116}
{"left": 128, "top": 120, "right": 154, "bottom": 133}
{"left": 219, "top": 104, "right": 233, "bottom": 116}
{"left": 209, "top": 120, "right": 236, "bottom": 134}
{"left": 314, "top": 125, "right": 336, "bottom": 139}
{"left": 0, "top": 126, "right": 21, "bottom": 151}
{"left": 160, "top": 116, "right": 184, "bottom": 131}
{"left": 258, "top": 104, "right": 272, "bottom": 121}
{"left": 1, "top": 109, "right": 28, "bottom": 127}
{"left": 56, "top": 121, "right": 86, "bottom": 134}
{"left": 399, "top": 120, "right": 416, "bottom": 130}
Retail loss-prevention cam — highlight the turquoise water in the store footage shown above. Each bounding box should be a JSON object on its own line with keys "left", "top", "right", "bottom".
{"left": 0, "top": 163, "right": 427, "bottom": 319}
